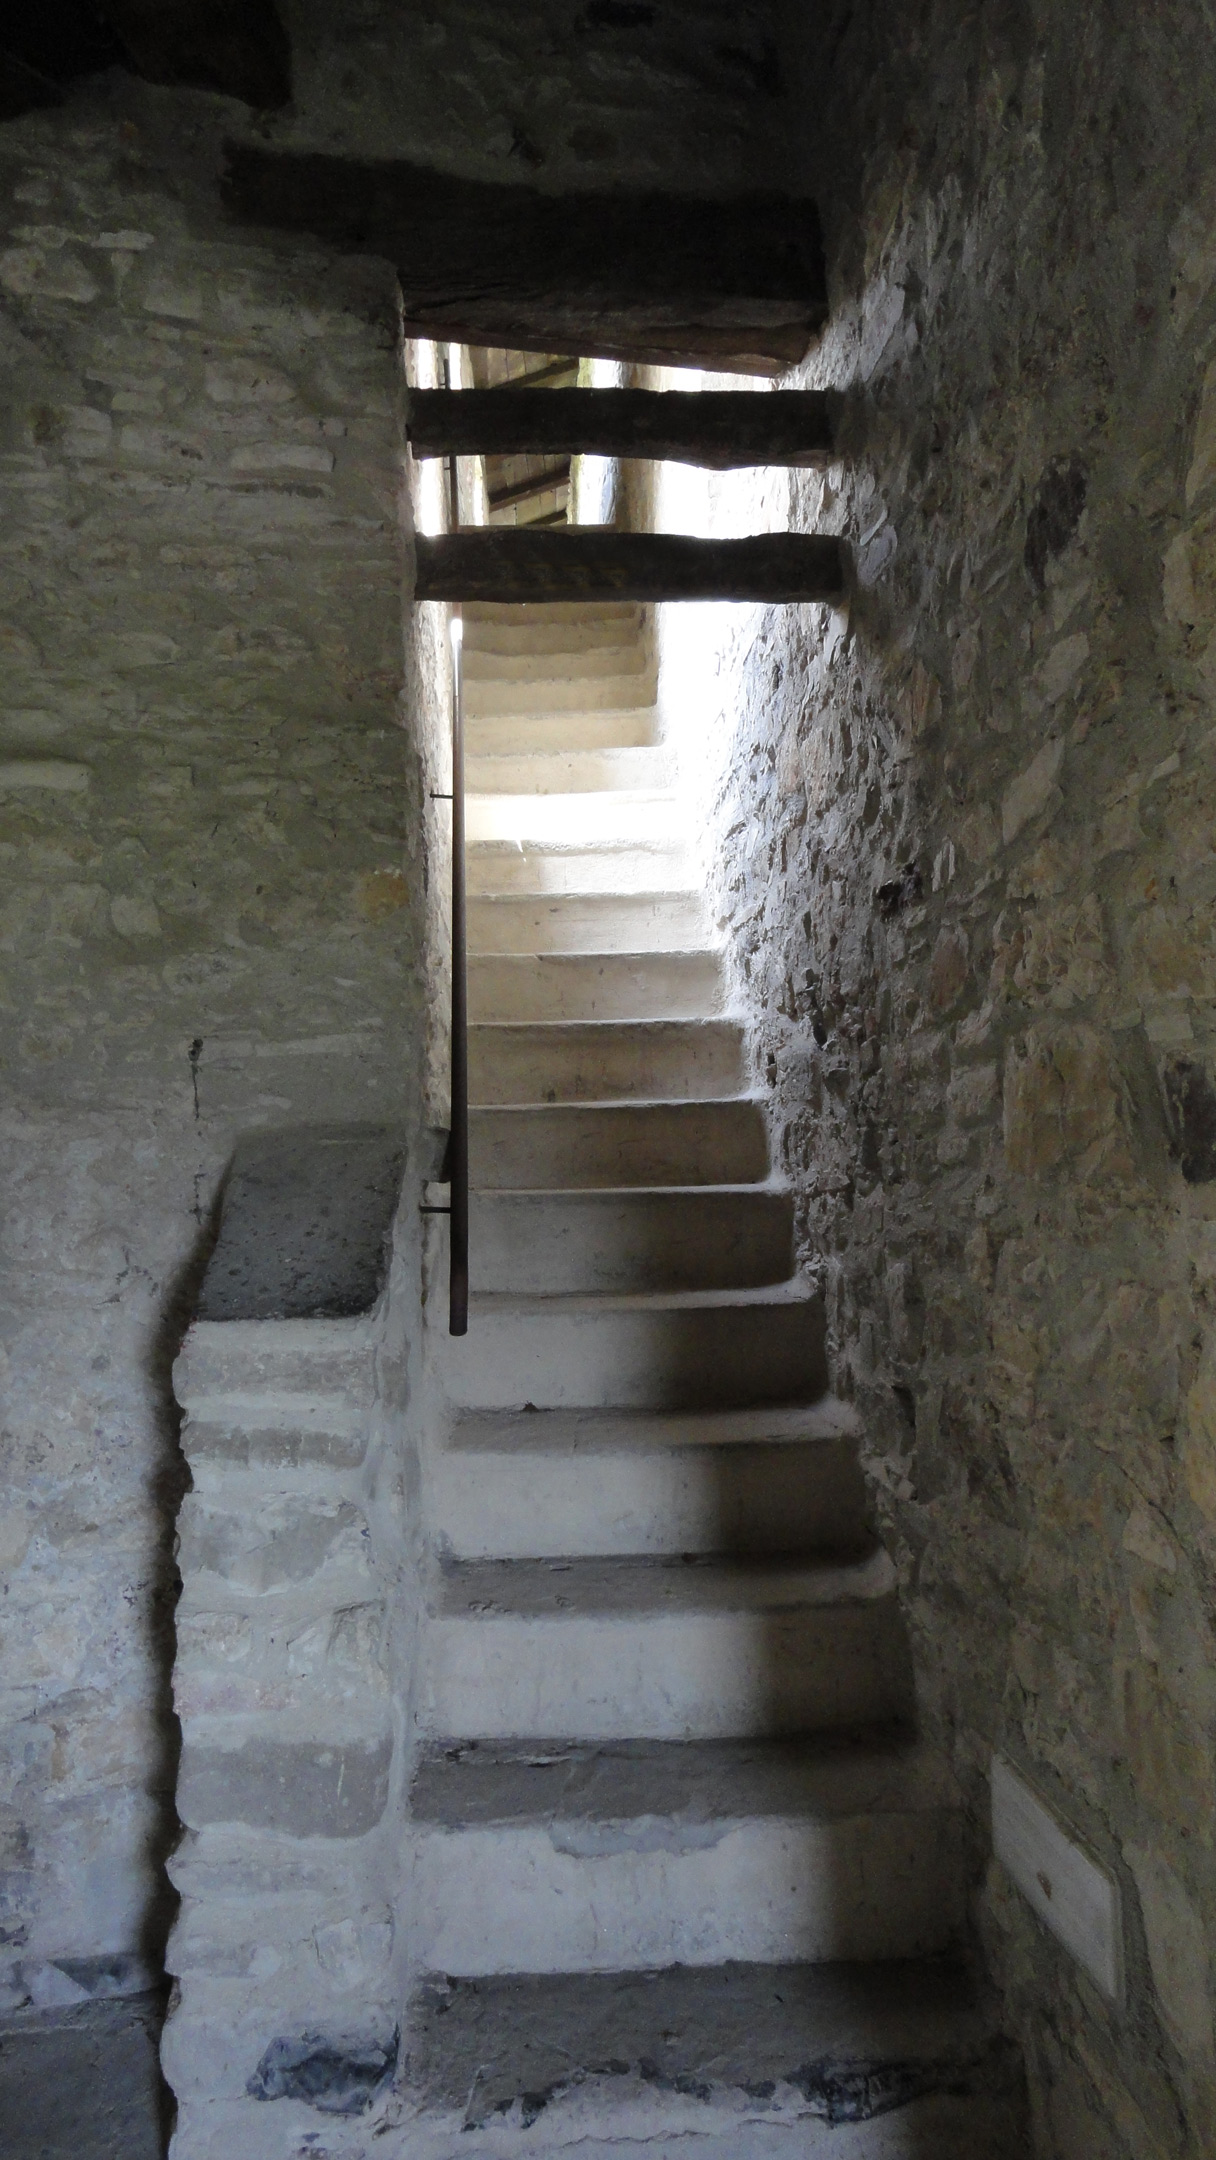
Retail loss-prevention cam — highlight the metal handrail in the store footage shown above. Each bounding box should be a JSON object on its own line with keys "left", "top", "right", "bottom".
{"left": 448, "top": 610, "right": 468, "bottom": 1336}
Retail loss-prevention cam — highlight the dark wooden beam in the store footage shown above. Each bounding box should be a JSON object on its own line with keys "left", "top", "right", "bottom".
{"left": 100, "top": 0, "right": 290, "bottom": 107}
{"left": 415, "top": 531, "right": 846, "bottom": 605}
{"left": 222, "top": 145, "right": 826, "bottom": 376}
{"left": 408, "top": 388, "right": 835, "bottom": 470}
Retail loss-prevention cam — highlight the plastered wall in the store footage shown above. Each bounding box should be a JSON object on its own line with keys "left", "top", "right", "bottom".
{"left": 0, "top": 77, "right": 421, "bottom": 2002}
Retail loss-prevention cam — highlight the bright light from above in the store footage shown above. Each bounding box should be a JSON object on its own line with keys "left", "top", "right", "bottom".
{"left": 449, "top": 612, "right": 463, "bottom": 651}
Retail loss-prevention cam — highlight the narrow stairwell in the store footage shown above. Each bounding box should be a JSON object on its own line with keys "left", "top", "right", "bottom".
{"left": 407, "top": 602, "right": 1024, "bottom": 2154}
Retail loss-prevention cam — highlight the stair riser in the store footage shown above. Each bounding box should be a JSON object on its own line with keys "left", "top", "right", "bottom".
{"left": 469, "top": 1102, "right": 768, "bottom": 1190}
{"left": 468, "top": 1190, "right": 792, "bottom": 1292}
{"left": 467, "top": 793, "right": 679, "bottom": 849}
{"left": 422, "top": 1601, "right": 909, "bottom": 1739}
{"left": 469, "top": 895, "right": 709, "bottom": 955}
{"left": 464, "top": 639, "right": 649, "bottom": 675}
{"left": 438, "top": 1299, "right": 827, "bottom": 1410}
{"left": 468, "top": 845, "right": 692, "bottom": 897}
{"left": 469, "top": 953, "right": 723, "bottom": 1023}
{"left": 468, "top": 711, "right": 654, "bottom": 756}
{"left": 467, "top": 748, "right": 671, "bottom": 796}
{"left": 429, "top": 1438, "right": 867, "bottom": 1558}
{"left": 469, "top": 1022, "right": 745, "bottom": 1105}
{"left": 465, "top": 677, "right": 655, "bottom": 717}
{"left": 464, "top": 603, "right": 644, "bottom": 644}
{"left": 409, "top": 1812, "right": 966, "bottom": 1974}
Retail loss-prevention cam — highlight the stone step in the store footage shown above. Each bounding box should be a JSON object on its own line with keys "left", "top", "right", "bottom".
{"left": 469, "top": 1018, "right": 746, "bottom": 1103}
{"left": 466, "top": 746, "right": 673, "bottom": 796}
{"left": 420, "top": 1550, "right": 909, "bottom": 1740}
{"left": 466, "top": 1185, "right": 793, "bottom": 1294}
{"left": 438, "top": 1281, "right": 826, "bottom": 1411}
{"left": 466, "top": 787, "right": 681, "bottom": 849}
{"left": 464, "top": 599, "right": 644, "bottom": 634}
{"left": 466, "top": 681, "right": 656, "bottom": 724}
{"left": 430, "top": 1401, "right": 864, "bottom": 1556}
{"left": 463, "top": 615, "right": 646, "bottom": 661}
{"left": 467, "top": 707, "right": 655, "bottom": 756}
{"left": 469, "top": 891, "right": 710, "bottom": 955}
{"left": 468, "top": 1099, "right": 768, "bottom": 1190}
{"left": 408, "top": 1733, "right": 964, "bottom": 1976}
{"left": 468, "top": 950, "right": 724, "bottom": 1022}
{"left": 398, "top": 1959, "right": 1025, "bottom": 2155}
{"left": 467, "top": 838, "right": 693, "bottom": 898}
{"left": 464, "top": 640, "right": 651, "bottom": 682}
{"left": 465, "top": 674, "right": 655, "bottom": 719}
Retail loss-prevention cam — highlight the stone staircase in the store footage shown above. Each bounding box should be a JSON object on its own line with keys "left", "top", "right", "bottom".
{"left": 405, "top": 603, "right": 1025, "bottom": 2153}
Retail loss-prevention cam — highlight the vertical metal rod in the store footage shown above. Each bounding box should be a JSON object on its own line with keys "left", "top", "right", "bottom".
{"left": 448, "top": 611, "right": 468, "bottom": 1336}
{"left": 440, "top": 352, "right": 460, "bottom": 531}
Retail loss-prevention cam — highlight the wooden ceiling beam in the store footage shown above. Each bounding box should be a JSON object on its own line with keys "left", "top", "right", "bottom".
{"left": 223, "top": 145, "right": 827, "bottom": 377}
{"left": 414, "top": 531, "right": 846, "bottom": 605}
{"left": 409, "top": 387, "right": 835, "bottom": 469}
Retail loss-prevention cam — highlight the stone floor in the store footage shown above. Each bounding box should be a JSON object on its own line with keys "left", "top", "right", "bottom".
{"left": 0, "top": 1992, "right": 170, "bottom": 2160}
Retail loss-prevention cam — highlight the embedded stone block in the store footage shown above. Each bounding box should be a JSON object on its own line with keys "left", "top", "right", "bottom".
{"left": 182, "top": 1418, "right": 367, "bottom": 1471}
{"left": 177, "top": 1495, "right": 372, "bottom": 1599}
{"left": 173, "top": 1319, "right": 377, "bottom": 1413}
{"left": 177, "top": 1732, "right": 392, "bottom": 1837}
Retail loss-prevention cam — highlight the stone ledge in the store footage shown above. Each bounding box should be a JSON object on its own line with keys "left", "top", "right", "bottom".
{"left": 195, "top": 1127, "right": 405, "bottom": 1324}
{"left": 174, "top": 1318, "right": 379, "bottom": 1408}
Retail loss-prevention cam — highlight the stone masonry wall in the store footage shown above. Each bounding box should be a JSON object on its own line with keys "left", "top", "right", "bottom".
{"left": 673, "top": 2, "right": 1216, "bottom": 2151}
{"left": 270, "top": 0, "right": 792, "bottom": 196}
{"left": 0, "top": 78, "right": 422, "bottom": 2005}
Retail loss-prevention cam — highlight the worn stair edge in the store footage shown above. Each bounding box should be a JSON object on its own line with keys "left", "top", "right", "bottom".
{"left": 434, "top": 1549, "right": 896, "bottom": 1620}
{"left": 396, "top": 1959, "right": 1025, "bottom": 2152}
{"left": 411, "top": 1732, "right": 955, "bottom": 1825}
{"left": 446, "top": 1397, "right": 861, "bottom": 1451}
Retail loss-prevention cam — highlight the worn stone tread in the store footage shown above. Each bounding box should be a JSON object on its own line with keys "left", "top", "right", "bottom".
{"left": 400, "top": 1959, "right": 1020, "bottom": 2133}
{"left": 466, "top": 1275, "right": 818, "bottom": 1318}
{"left": 447, "top": 1398, "right": 859, "bottom": 1451}
{"left": 434, "top": 1549, "right": 893, "bottom": 1619}
{"left": 411, "top": 1730, "right": 954, "bottom": 1828}
{"left": 465, "top": 746, "right": 675, "bottom": 796}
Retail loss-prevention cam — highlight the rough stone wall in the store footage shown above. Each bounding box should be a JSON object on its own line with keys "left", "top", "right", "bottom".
{"left": 271, "top": 0, "right": 792, "bottom": 195}
{"left": 0, "top": 79, "right": 421, "bottom": 2003}
{"left": 676, "top": 2, "right": 1216, "bottom": 2150}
